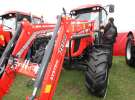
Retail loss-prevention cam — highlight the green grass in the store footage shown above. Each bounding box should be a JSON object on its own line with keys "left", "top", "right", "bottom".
{"left": 3, "top": 57, "right": 135, "bottom": 100}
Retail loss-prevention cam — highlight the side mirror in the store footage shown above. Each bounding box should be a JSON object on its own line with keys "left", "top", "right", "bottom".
{"left": 109, "top": 4, "right": 114, "bottom": 13}
{"left": 62, "top": 8, "right": 66, "bottom": 15}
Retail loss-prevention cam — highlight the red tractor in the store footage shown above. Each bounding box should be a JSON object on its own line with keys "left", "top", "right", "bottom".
{"left": 0, "top": 11, "right": 44, "bottom": 56}
{"left": 0, "top": 4, "right": 116, "bottom": 100}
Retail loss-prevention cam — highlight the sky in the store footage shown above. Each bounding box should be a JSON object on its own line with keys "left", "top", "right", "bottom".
{"left": 0, "top": 0, "right": 135, "bottom": 32}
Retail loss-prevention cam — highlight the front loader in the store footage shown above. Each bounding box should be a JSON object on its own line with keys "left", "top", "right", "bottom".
{"left": 0, "top": 4, "right": 116, "bottom": 100}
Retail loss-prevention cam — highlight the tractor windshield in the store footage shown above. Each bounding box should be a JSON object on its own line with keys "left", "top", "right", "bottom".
{"left": 75, "top": 12, "right": 98, "bottom": 21}
{"left": 0, "top": 13, "right": 16, "bottom": 32}
{"left": 75, "top": 12, "right": 99, "bottom": 29}
{"left": 3, "top": 17, "right": 16, "bottom": 31}
{"left": 75, "top": 13, "right": 91, "bottom": 20}
{"left": 33, "top": 17, "right": 42, "bottom": 24}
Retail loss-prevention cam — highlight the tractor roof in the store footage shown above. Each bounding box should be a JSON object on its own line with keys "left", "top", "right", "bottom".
{"left": 70, "top": 4, "right": 107, "bottom": 15}
{"left": 0, "top": 11, "right": 40, "bottom": 19}
{"left": 71, "top": 4, "right": 102, "bottom": 11}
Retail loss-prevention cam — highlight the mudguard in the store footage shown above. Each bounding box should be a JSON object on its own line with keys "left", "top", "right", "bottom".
{"left": 113, "top": 32, "right": 128, "bottom": 56}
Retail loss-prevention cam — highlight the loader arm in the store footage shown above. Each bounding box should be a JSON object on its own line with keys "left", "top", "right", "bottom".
{"left": 0, "top": 20, "right": 55, "bottom": 99}
{"left": 0, "top": 15, "right": 94, "bottom": 100}
{"left": 29, "top": 16, "right": 94, "bottom": 100}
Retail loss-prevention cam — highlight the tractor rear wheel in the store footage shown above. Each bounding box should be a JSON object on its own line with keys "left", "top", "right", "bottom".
{"left": 85, "top": 47, "right": 110, "bottom": 97}
{"left": 125, "top": 38, "right": 135, "bottom": 66}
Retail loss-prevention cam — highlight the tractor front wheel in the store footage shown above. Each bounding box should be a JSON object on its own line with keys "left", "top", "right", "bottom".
{"left": 125, "top": 38, "right": 135, "bottom": 66}
{"left": 85, "top": 47, "right": 110, "bottom": 97}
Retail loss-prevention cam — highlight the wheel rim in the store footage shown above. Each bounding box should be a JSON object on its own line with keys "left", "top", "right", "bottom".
{"left": 126, "top": 40, "right": 132, "bottom": 60}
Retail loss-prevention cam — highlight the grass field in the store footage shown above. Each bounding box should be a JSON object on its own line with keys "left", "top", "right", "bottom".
{"left": 3, "top": 57, "right": 135, "bottom": 100}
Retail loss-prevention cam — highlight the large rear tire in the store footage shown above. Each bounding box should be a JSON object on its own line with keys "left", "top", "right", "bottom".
{"left": 85, "top": 47, "right": 110, "bottom": 97}
{"left": 125, "top": 38, "right": 135, "bottom": 66}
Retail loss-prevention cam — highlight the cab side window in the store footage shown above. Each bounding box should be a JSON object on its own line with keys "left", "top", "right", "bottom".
{"left": 101, "top": 10, "right": 107, "bottom": 26}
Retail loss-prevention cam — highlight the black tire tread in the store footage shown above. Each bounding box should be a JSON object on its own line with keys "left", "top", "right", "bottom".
{"left": 85, "top": 47, "right": 109, "bottom": 97}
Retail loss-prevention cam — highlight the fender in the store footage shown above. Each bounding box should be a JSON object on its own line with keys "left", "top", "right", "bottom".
{"left": 127, "top": 31, "right": 135, "bottom": 45}
{"left": 113, "top": 31, "right": 135, "bottom": 56}
{"left": 113, "top": 32, "right": 128, "bottom": 56}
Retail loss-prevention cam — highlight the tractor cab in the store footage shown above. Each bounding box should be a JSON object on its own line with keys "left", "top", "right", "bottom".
{"left": 70, "top": 4, "right": 114, "bottom": 30}
{"left": 0, "top": 11, "right": 42, "bottom": 34}
{"left": 65, "top": 4, "right": 114, "bottom": 58}
{"left": 70, "top": 4, "right": 114, "bottom": 44}
{"left": 0, "top": 11, "right": 42, "bottom": 46}
{"left": 0, "top": 11, "right": 42, "bottom": 56}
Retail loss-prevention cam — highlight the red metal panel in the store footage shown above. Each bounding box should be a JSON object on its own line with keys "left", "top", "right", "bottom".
{"left": 0, "top": 25, "right": 11, "bottom": 47}
{"left": 0, "top": 66, "right": 15, "bottom": 98}
{"left": 15, "top": 59, "right": 39, "bottom": 78}
{"left": 113, "top": 32, "right": 128, "bottom": 56}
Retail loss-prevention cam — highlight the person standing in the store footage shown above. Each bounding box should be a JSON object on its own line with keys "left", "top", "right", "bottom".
{"left": 103, "top": 17, "right": 117, "bottom": 44}
{"left": 102, "top": 17, "right": 118, "bottom": 68}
